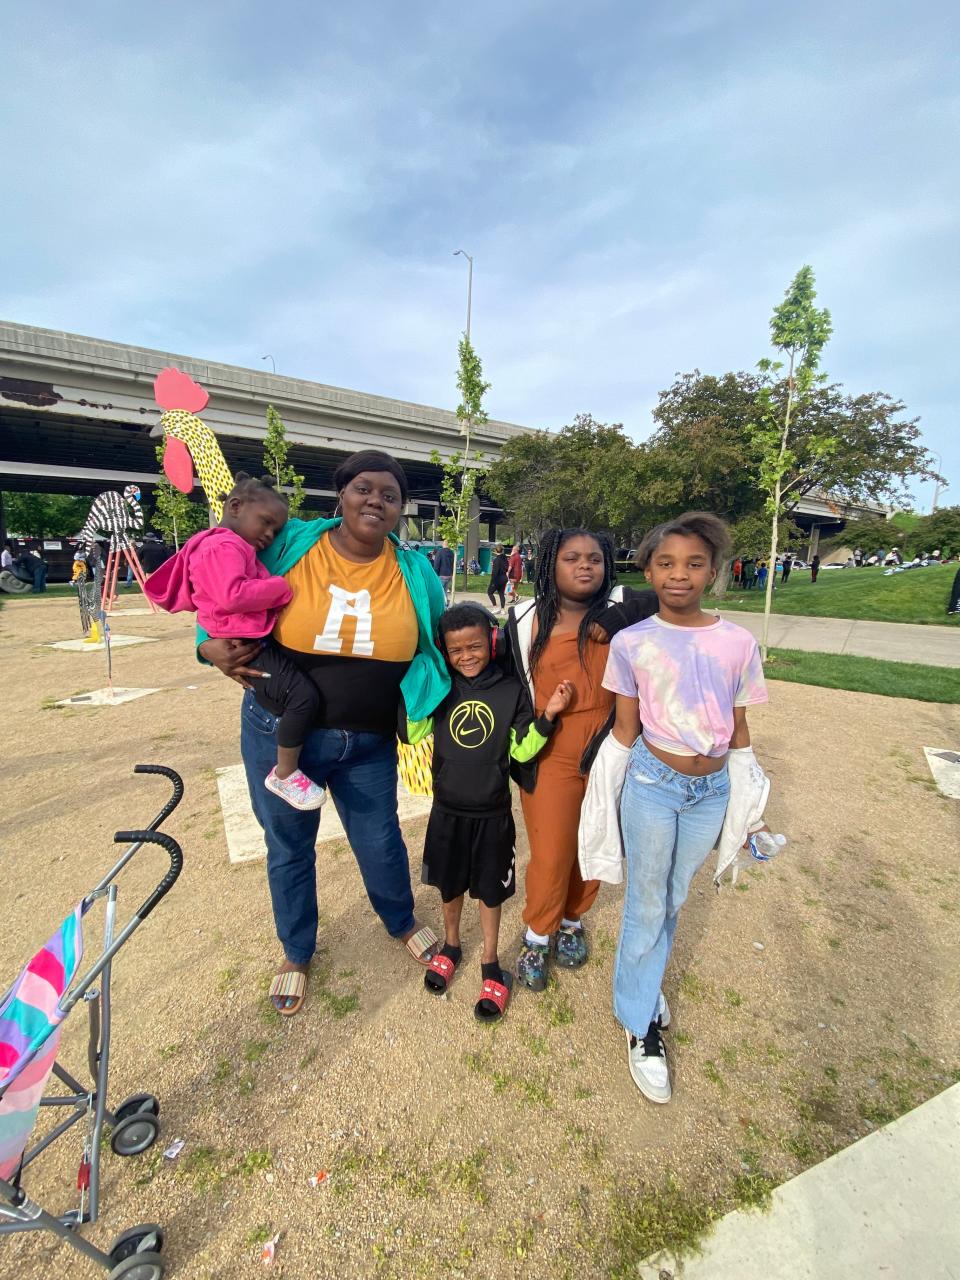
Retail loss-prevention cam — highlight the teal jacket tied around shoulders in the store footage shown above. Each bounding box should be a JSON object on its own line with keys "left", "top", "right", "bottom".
{"left": 195, "top": 516, "right": 451, "bottom": 721}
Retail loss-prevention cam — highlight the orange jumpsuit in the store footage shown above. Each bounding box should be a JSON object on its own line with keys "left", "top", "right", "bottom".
{"left": 520, "top": 631, "right": 613, "bottom": 936}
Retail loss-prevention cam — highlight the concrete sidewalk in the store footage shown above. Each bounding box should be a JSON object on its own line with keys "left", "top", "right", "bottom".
{"left": 456, "top": 592, "right": 958, "bottom": 668}
{"left": 639, "top": 1083, "right": 960, "bottom": 1279}
{"left": 720, "top": 609, "right": 959, "bottom": 669}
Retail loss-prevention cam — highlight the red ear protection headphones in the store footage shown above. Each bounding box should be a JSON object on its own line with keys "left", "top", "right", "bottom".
{"left": 477, "top": 606, "right": 505, "bottom": 660}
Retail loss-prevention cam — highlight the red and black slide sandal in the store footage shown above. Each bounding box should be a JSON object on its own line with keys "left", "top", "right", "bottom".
{"left": 474, "top": 972, "right": 513, "bottom": 1022}
{"left": 424, "top": 951, "right": 459, "bottom": 994}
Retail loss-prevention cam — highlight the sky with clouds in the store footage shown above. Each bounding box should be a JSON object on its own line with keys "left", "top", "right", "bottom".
{"left": 3, "top": 0, "right": 957, "bottom": 509}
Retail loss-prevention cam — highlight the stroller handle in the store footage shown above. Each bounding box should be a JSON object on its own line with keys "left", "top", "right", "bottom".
{"left": 113, "top": 830, "right": 183, "bottom": 921}
{"left": 133, "top": 764, "right": 184, "bottom": 830}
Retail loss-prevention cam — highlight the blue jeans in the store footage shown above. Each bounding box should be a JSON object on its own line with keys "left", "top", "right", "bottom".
{"left": 614, "top": 737, "right": 730, "bottom": 1037}
{"left": 240, "top": 691, "right": 416, "bottom": 964}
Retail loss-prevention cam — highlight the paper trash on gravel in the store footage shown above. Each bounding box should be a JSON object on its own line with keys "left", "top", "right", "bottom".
{"left": 261, "top": 1233, "right": 280, "bottom": 1265}
{"left": 163, "top": 1139, "right": 185, "bottom": 1160}
{"left": 308, "top": 1170, "right": 328, "bottom": 1187}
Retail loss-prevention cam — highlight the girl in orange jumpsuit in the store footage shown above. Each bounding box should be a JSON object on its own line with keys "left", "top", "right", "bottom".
{"left": 506, "top": 528, "right": 657, "bottom": 990}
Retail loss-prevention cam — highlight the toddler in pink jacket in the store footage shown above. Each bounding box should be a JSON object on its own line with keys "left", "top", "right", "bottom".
{"left": 145, "top": 473, "right": 325, "bottom": 811}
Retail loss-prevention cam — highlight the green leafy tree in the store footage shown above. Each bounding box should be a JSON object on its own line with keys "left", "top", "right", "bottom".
{"left": 151, "top": 443, "right": 208, "bottom": 547}
{"left": 263, "top": 404, "right": 305, "bottom": 516}
{"left": 645, "top": 371, "right": 932, "bottom": 532}
{"left": 748, "top": 266, "right": 834, "bottom": 658}
{"left": 900, "top": 506, "right": 960, "bottom": 559}
{"left": 429, "top": 448, "right": 487, "bottom": 591}
{"left": 432, "top": 334, "right": 491, "bottom": 597}
{"left": 643, "top": 372, "right": 762, "bottom": 523}
{"left": 2, "top": 492, "right": 91, "bottom": 539}
{"left": 486, "top": 414, "right": 646, "bottom": 541}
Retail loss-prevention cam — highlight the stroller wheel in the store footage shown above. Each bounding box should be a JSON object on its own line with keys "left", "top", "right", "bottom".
{"left": 114, "top": 1093, "right": 160, "bottom": 1123}
{"left": 111, "top": 1111, "right": 160, "bottom": 1156}
{"left": 110, "top": 1224, "right": 164, "bottom": 1263}
{"left": 108, "top": 1250, "right": 165, "bottom": 1280}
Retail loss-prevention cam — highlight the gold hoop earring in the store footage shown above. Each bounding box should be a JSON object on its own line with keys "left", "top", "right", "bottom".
{"left": 333, "top": 499, "right": 342, "bottom": 517}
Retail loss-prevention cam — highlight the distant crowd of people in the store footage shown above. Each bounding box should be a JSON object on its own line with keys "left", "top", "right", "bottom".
{"left": 0, "top": 532, "right": 176, "bottom": 594}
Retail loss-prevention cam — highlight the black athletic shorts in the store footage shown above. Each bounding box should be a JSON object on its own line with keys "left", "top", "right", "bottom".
{"left": 421, "top": 806, "right": 517, "bottom": 907}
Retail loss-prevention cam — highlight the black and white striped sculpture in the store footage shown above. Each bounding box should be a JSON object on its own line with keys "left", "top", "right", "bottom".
{"left": 75, "top": 485, "right": 157, "bottom": 612}
{"left": 77, "top": 485, "right": 144, "bottom": 553}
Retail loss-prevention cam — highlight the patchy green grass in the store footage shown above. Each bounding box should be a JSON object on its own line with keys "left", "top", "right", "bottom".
{"left": 678, "top": 970, "right": 709, "bottom": 1002}
{"left": 320, "top": 990, "right": 360, "bottom": 1018}
{"left": 237, "top": 1148, "right": 273, "bottom": 1178}
{"left": 544, "top": 989, "right": 575, "bottom": 1027}
{"left": 604, "top": 1176, "right": 718, "bottom": 1277}
{"left": 178, "top": 1146, "right": 229, "bottom": 1192}
{"left": 655, "top": 562, "right": 958, "bottom": 626}
{"left": 463, "top": 1049, "right": 553, "bottom": 1110}
{"left": 763, "top": 648, "right": 960, "bottom": 704}
{"left": 242, "top": 1039, "right": 270, "bottom": 1064}
{"left": 212, "top": 1056, "right": 232, "bottom": 1083}
{"left": 443, "top": 1148, "right": 488, "bottom": 1204}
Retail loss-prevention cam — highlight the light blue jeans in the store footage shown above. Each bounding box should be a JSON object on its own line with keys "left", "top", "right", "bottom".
{"left": 614, "top": 737, "right": 730, "bottom": 1038}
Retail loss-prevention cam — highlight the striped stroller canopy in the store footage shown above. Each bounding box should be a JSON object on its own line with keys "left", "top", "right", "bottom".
{"left": 0, "top": 905, "right": 85, "bottom": 1180}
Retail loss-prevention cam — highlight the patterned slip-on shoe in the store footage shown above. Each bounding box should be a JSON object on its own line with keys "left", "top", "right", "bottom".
{"left": 553, "top": 924, "right": 589, "bottom": 968}
{"left": 516, "top": 940, "right": 550, "bottom": 992}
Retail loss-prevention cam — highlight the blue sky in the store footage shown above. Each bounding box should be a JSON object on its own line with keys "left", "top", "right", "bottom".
{"left": 3, "top": 1, "right": 957, "bottom": 509}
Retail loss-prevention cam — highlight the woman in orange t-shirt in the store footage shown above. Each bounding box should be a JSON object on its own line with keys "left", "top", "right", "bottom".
{"left": 199, "top": 450, "right": 447, "bottom": 1015}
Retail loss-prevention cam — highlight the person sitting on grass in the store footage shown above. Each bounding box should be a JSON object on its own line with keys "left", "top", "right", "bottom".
{"left": 404, "top": 603, "right": 573, "bottom": 1022}
{"left": 146, "top": 472, "right": 326, "bottom": 811}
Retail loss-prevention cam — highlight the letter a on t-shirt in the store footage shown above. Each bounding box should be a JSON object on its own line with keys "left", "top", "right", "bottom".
{"left": 314, "top": 585, "right": 375, "bottom": 656}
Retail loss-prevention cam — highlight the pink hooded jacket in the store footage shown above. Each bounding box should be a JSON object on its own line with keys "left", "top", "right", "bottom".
{"left": 144, "top": 527, "right": 293, "bottom": 639}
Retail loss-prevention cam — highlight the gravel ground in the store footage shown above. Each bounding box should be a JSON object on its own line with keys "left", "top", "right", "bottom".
{"left": 2, "top": 594, "right": 958, "bottom": 1279}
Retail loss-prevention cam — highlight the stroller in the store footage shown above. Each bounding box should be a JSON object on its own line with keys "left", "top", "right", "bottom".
{"left": 0, "top": 765, "right": 184, "bottom": 1279}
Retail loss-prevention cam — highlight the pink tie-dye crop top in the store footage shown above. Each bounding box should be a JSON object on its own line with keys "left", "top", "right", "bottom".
{"left": 602, "top": 614, "right": 768, "bottom": 757}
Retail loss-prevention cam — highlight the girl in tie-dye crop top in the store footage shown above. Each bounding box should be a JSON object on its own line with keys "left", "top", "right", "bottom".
{"left": 602, "top": 613, "right": 767, "bottom": 756}
{"left": 602, "top": 512, "right": 769, "bottom": 1107}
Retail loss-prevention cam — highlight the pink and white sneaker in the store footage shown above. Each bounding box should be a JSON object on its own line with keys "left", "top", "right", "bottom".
{"left": 264, "top": 767, "right": 327, "bottom": 811}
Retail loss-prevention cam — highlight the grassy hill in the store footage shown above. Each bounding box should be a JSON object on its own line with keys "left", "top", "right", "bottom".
{"left": 620, "top": 562, "right": 960, "bottom": 626}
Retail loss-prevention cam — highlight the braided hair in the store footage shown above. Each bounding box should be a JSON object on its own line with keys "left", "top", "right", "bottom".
{"left": 218, "top": 471, "right": 288, "bottom": 507}
{"left": 528, "top": 528, "right": 616, "bottom": 673}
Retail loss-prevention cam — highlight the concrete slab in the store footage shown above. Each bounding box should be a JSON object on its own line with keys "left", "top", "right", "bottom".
{"left": 924, "top": 747, "right": 960, "bottom": 799}
{"left": 639, "top": 1083, "right": 960, "bottom": 1280}
{"left": 216, "top": 763, "right": 433, "bottom": 865}
{"left": 106, "top": 607, "right": 162, "bottom": 617}
{"left": 45, "top": 635, "right": 156, "bottom": 652}
{"left": 55, "top": 687, "right": 161, "bottom": 707}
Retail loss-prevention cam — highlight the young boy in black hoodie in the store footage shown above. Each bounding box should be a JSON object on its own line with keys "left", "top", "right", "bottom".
{"left": 406, "top": 603, "right": 573, "bottom": 1021}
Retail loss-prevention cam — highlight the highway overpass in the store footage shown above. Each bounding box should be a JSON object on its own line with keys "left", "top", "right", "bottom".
{"left": 0, "top": 321, "right": 528, "bottom": 536}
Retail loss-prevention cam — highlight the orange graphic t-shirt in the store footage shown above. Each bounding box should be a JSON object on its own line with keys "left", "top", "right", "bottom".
{"left": 271, "top": 534, "right": 419, "bottom": 735}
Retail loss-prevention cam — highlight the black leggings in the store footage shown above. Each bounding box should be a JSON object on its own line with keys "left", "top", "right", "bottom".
{"left": 245, "top": 640, "right": 319, "bottom": 749}
{"left": 487, "top": 582, "right": 506, "bottom": 609}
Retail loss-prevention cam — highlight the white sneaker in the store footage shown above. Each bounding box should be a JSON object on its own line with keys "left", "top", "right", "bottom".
{"left": 658, "top": 991, "right": 671, "bottom": 1029}
{"left": 625, "top": 1023, "right": 672, "bottom": 1104}
{"left": 264, "top": 767, "right": 327, "bottom": 811}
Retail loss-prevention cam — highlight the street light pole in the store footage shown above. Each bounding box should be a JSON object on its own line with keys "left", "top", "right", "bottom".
{"left": 453, "top": 249, "right": 473, "bottom": 339}
{"left": 261, "top": 355, "right": 276, "bottom": 375}
{"left": 931, "top": 451, "right": 943, "bottom": 513}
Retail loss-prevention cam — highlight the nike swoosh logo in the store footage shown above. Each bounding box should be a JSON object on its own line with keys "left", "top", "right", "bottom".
{"left": 460, "top": 727, "right": 480, "bottom": 736}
